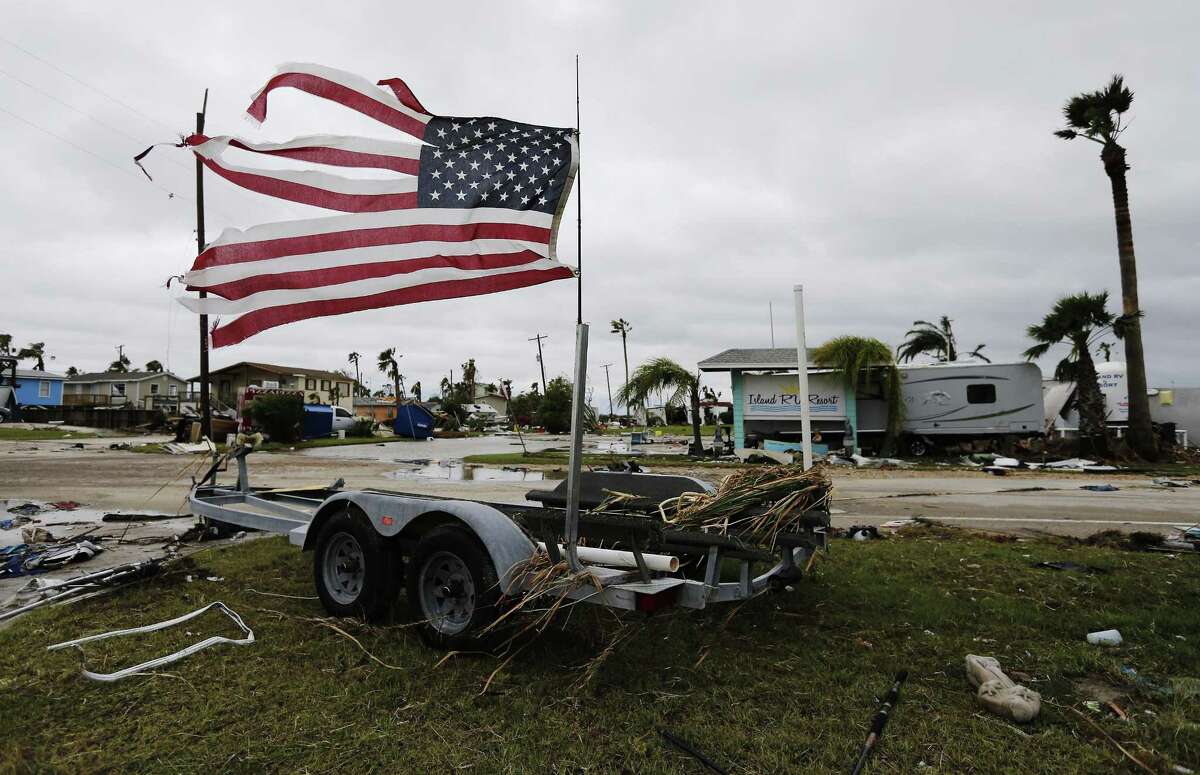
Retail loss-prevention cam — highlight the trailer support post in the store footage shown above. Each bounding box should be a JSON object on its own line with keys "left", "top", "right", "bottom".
{"left": 563, "top": 322, "right": 589, "bottom": 571}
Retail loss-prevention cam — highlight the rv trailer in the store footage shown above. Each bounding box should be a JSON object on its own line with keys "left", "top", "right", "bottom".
{"left": 857, "top": 361, "right": 1044, "bottom": 455}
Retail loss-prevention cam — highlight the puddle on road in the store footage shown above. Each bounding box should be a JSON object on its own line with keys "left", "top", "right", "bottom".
{"left": 384, "top": 462, "right": 564, "bottom": 482}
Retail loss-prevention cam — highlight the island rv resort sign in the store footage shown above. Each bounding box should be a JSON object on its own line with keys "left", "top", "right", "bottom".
{"left": 743, "top": 373, "right": 846, "bottom": 419}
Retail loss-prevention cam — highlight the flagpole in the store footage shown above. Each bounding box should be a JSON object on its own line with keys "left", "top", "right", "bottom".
{"left": 575, "top": 53, "right": 582, "bottom": 326}
{"left": 196, "top": 89, "right": 211, "bottom": 441}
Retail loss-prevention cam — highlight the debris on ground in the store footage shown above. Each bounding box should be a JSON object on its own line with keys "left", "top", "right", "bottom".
{"left": 658, "top": 727, "right": 729, "bottom": 774}
{"left": 46, "top": 600, "right": 254, "bottom": 681}
{"left": 101, "top": 512, "right": 183, "bottom": 523}
{"left": 162, "top": 440, "right": 215, "bottom": 455}
{"left": 1035, "top": 560, "right": 1107, "bottom": 573}
{"left": 0, "top": 560, "right": 161, "bottom": 622}
{"left": 1087, "top": 629, "right": 1123, "bottom": 646}
{"left": 850, "top": 671, "right": 907, "bottom": 775}
{"left": 965, "top": 654, "right": 1041, "bottom": 722}
{"left": 1080, "top": 484, "right": 1120, "bottom": 492}
{"left": 1152, "top": 478, "right": 1192, "bottom": 488}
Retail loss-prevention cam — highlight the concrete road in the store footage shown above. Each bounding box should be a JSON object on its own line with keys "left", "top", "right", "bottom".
{"left": 2, "top": 437, "right": 1197, "bottom": 538}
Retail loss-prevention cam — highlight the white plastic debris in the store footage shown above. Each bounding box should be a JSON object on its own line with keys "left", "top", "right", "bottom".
{"left": 965, "top": 654, "right": 1041, "bottom": 722}
{"left": 993, "top": 457, "right": 1021, "bottom": 468}
{"left": 1086, "top": 629, "right": 1123, "bottom": 646}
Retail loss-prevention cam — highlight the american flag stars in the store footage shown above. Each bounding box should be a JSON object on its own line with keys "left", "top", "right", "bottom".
{"left": 417, "top": 116, "right": 574, "bottom": 214}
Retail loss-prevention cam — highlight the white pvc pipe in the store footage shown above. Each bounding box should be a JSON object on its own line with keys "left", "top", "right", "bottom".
{"left": 535, "top": 542, "right": 679, "bottom": 573}
{"left": 793, "top": 284, "right": 814, "bottom": 470}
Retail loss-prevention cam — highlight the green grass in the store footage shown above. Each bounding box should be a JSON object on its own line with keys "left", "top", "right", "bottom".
{"left": 2, "top": 526, "right": 1196, "bottom": 773}
{"left": 464, "top": 450, "right": 748, "bottom": 468}
{"left": 0, "top": 427, "right": 97, "bottom": 441}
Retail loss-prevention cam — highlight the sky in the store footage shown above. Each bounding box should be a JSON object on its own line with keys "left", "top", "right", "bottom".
{"left": 2, "top": 1, "right": 1197, "bottom": 408}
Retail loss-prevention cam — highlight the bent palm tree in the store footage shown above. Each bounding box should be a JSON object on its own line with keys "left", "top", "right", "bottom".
{"left": 377, "top": 348, "right": 402, "bottom": 404}
{"left": 610, "top": 318, "right": 632, "bottom": 419}
{"left": 145, "top": 360, "right": 164, "bottom": 373}
{"left": 1023, "top": 292, "right": 1116, "bottom": 456}
{"left": 17, "top": 342, "right": 47, "bottom": 371}
{"left": 812, "top": 336, "right": 903, "bottom": 456}
{"left": 616, "top": 358, "right": 703, "bottom": 456}
{"left": 1055, "top": 75, "right": 1154, "bottom": 459}
{"left": 347, "top": 352, "right": 362, "bottom": 394}
{"left": 897, "top": 316, "right": 990, "bottom": 363}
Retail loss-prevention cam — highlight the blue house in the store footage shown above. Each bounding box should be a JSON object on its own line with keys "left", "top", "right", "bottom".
{"left": 14, "top": 369, "right": 65, "bottom": 407}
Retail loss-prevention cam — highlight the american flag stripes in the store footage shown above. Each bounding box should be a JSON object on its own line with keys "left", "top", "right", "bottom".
{"left": 180, "top": 63, "right": 577, "bottom": 347}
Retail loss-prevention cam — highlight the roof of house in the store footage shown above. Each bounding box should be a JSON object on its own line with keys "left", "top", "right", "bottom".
{"left": 67, "top": 371, "right": 185, "bottom": 383}
{"left": 697, "top": 348, "right": 818, "bottom": 372}
{"left": 353, "top": 397, "right": 396, "bottom": 407}
{"left": 16, "top": 369, "right": 65, "bottom": 380}
{"left": 192, "top": 361, "right": 355, "bottom": 384}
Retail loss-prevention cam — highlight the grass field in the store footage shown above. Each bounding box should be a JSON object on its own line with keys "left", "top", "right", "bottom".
{"left": 0, "top": 427, "right": 97, "bottom": 441}
{"left": 1, "top": 525, "right": 1196, "bottom": 773}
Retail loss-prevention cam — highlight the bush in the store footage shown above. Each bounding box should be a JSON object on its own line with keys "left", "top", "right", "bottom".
{"left": 246, "top": 393, "right": 303, "bottom": 442}
{"left": 348, "top": 417, "right": 376, "bottom": 438}
{"left": 537, "top": 377, "right": 573, "bottom": 434}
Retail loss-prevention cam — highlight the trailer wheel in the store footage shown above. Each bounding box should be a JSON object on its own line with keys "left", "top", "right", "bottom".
{"left": 407, "top": 525, "right": 500, "bottom": 648}
{"left": 312, "top": 506, "right": 400, "bottom": 621}
{"left": 906, "top": 436, "right": 931, "bottom": 457}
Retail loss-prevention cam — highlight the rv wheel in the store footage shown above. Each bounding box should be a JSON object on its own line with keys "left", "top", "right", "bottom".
{"left": 907, "top": 437, "right": 932, "bottom": 457}
{"left": 407, "top": 526, "right": 500, "bottom": 649}
{"left": 312, "top": 506, "right": 401, "bottom": 621}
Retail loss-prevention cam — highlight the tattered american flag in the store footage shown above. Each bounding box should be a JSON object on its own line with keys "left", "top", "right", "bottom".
{"left": 179, "top": 63, "right": 578, "bottom": 347}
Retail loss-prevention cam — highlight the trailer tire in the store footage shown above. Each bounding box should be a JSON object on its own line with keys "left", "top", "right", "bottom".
{"left": 406, "top": 525, "right": 500, "bottom": 649}
{"left": 906, "top": 436, "right": 932, "bottom": 457}
{"left": 312, "top": 506, "right": 401, "bottom": 622}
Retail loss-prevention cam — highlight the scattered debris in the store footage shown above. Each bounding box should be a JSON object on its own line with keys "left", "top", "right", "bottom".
{"left": 1080, "top": 484, "right": 1120, "bottom": 492}
{"left": 6, "top": 503, "right": 43, "bottom": 517}
{"left": 983, "top": 466, "right": 1011, "bottom": 476}
{"left": 101, "top": 512, "right": 183, "bottom": 523}
{"left": 1086, "top": 629, "right": 1123, "bottom": 646}
{"left": 966, "top": 654, "right": 1041, "bottom": 723}
{"left": 1152, "top": 478, "right": 1191, "bottom": 488}
{"left": 163, "top": 440, "right": 215, "bottom": 455}
{"left": 850, "top": 671, "right": 908, "bottom": 775}
{"left": 47, "top": 601, "right": 255, "bottom": 682}
{"left": 0, "top": 561, "right": 160, "bottom": 622}
{"left": 1035, "top": 560, "right": 1106, "bottom": 573}
{"left": 879, "top": 519, "right": 917, "bottom": 532}
{"left": 658, "top": 728, "right": 729, "bottom": 775}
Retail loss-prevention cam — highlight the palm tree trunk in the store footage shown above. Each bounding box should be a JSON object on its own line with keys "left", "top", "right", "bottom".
{"left": 689, "top": 384, "right": 703, "bottom": 456}
{"left": 1102, "top": 142, "right": 1156, "bottom": 459}
{"left": 621, "top": 334, "right": 630, "bottom": 421}
{"left": 1074, "top": 344, "right": 1109, "bottom": 457}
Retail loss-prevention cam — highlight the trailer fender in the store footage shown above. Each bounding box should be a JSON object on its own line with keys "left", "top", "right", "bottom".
{"left": 303, "top": 493, "right": 535, "bottom": 595}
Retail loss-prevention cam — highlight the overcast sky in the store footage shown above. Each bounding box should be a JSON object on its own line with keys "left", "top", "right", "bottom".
{"left": 2, "top": 1, "right": 1197, "bottom": 406}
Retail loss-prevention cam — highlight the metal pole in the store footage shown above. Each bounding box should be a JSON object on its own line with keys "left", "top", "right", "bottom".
{"left": 575, "top": 54, "right": 582, "bottom": 327}
{"left": 562, "top": 323, "right": 589, "bottom": 571}
{"left": 769, "top": 301, "right": 775, "bottom": 347}
{"left": 529, "top": 333, "right": 548, "bottom": 393}
{"left": 793, "top": 285, "right": 813, "bottom": 470}
{"left": 602, "top": 363, "right": 614, "bottom": 418}
{"left": 196, "top": 90, "right": 211, "bottom": 441}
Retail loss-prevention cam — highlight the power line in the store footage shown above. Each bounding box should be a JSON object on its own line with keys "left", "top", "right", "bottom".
{"left": 0, "top": 35, "right": 177, "bottom": 132}
{"left": 0, "top": 104, "right": 180, "bottom": 200}
{"left": 0, "top": 66, "right": 192, "bottom": 174}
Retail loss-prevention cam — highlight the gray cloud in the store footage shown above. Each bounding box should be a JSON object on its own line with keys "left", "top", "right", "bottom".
{"left": 2, "top": 0, "right": 1197, "bottom": 406}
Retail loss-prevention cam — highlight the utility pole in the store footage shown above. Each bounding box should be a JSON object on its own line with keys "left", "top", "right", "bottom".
{"left": 115, "top": 344, "right": 125, "bottom": 364}
{"left": 196, "top": 89, "right": 211, "bottom": 440}
{"left": 529, "top": 333, "right": 548, "bottom": 393}
{"left": 601, "top": 363, "right": 614, "bottom": 419}
{"left": 769, "top": 301, "right": 776, "bottom": 347}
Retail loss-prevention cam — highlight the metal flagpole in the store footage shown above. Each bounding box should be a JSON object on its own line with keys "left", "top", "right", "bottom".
{"left": 196, "top": 89, "right": 211, "bottom": 441}
{"left": 575, "top": 54, "right": 582, "bottom": 326}
{"left": 793, "top": 285, "right": 813, "bottom": 470}
{"left": 563, "top": 54, "right": 587, "bottom": 571}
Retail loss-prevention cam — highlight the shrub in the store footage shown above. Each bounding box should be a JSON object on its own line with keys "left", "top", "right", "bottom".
{"left": 537, "top": 377, "right": 573, "bottom": 434}
{"left": 348, "top": 417, "right": 376, "bottom": 438}
{"left": 246, "top": 393, "right": 303, "bottom": 442}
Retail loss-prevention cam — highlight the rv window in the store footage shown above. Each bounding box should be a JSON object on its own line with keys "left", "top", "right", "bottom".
{"left": 967, "top": 384, "right": 996, "bottom": 404}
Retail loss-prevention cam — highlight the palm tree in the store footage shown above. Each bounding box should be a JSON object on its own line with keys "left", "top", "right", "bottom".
{"left": 410, "top": 381, "right": 422, "bottom": 402}
{"left": 377, "top": 348, "right": 402, "bottom": 405}
{"left": 1055, "top": 75, "right": 1154, "bottom": 459}
{"left": 812, "top": 336, "right": 903, "bottom": 456}
{"left": 145, "top": 360, "right": 164, "bottom": 373}
{"left": 439, "top": 376, "right": 452, "bottom": 399}
{"left": 1097, "top": 342, "right": 1114, "bottom": 362}
{"left": 896, "top": 316, "right": 991, "bottom": 363}
{"left": 107, "top": 353, "right": 130, "bottom": 373}
{"left": 1023, "top": 292, "right": 1116, "bottom": 456}
{"left": 461, "top": 358, "right": 477, "bottom": 400}
{"left": 617, "top": 358, "right": 704, "bottom": 456}
{"left": 610, "top": 318, "right": 632, "bottom": 419}
{"left": 65, "top": 366, "right": 79, "bottom": 377}
{"left": 0, "top": 334, "right": 12, "bottom": 356}
{"left": 347, "top": 352, "right": 362, "bottom": 394}
{"left": 17, "top": 342, "right": 47, "bottom": 370}
{"left": 499, "top": 378, "right": 513, "bottom": 415}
